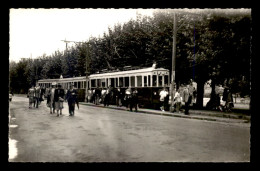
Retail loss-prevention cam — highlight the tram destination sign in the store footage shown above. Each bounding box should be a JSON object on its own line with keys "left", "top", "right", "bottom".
{"left": 153, "top": 71, "right": 169, "bottom": 76}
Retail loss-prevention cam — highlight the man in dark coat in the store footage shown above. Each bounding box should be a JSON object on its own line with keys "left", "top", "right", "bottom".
{"left": 104, "top": 85, "right": 112, "bottom": 107}
{"left": 130, "top": 88, "right": 138, "bottom": 112}
{"left": 95, "top": 87, "right": 101, "bottom": 105}
{"left": 66, "top": 84, "right": 78, "bottom": 116}
{"left": 54, "top": 84, "right": 65, "bottom": 117}
{"left": 115, "top": 87, "right": 123, "bottom": 107}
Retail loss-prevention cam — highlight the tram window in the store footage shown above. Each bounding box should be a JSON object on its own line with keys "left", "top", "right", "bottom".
{"left": 159, "top": 76, "right": 163, "bottom": 87}
{"left": 125, "top": 77, "right": 129, "bottom": 87}
{"left": 97, "top": 79, "right": 101, "bottom": 87}
{"left": 110, "top": 78, "right": 115, "bottom": 87}
{"left": 101, "top": 79, "right": 105, "bottom": 87}
{"left": 91, "top": 80, "right": 96, "bottom": 87}
{"left": 144, "top": 76, "right": 147, "bottom": 87}
{"left": 164, "top": 75, "right": 169, "bottom": 86}
{"left": 137, "top": 76, "right": 142, "bottom": 87}
{"left": 148, "top": 75, "right": 151, "bottom": 87}
{"left": 116, "top": 78, "right": 118, "bottom": 87}
{"left": 119, "top": 77, "right": 123, "bottom": 87}
{"left": 152, "top": 75, "right": 157, "bottom": 87}
{"left": 131, "top": 76, "right": 135, "bottom": 87}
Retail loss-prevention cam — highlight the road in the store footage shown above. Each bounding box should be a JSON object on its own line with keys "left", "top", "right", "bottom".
{"left": 9, "top": 95, "right": 250, "bottom": 162}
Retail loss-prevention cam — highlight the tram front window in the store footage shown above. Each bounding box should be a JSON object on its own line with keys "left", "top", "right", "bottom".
{"left": 152, "top": 75, "right": 157, "bottom": 87}
{"left": 164, "top": 75, "right": 169, "bottom": 86}
{"left": 159, "top": 76, "right": 162, "bottom": 87}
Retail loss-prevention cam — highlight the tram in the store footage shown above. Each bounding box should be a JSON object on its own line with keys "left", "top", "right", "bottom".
{"left": 37, "top": 64, "right": 170, "bottom": 109}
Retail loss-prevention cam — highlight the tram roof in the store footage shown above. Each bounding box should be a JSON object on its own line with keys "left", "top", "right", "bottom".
{"left": 89, "top": 67, "right": 169, "bottom": 78}
{"left": 38, "top": 67, "right": 169, "bottom": 82}
{"left": 38, "top": 76, "right": 86, "bottom": 83}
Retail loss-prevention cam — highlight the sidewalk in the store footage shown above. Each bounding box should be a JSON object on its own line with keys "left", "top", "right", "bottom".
{"left": 79, "top": 102, "right": 250, "bottom": 124}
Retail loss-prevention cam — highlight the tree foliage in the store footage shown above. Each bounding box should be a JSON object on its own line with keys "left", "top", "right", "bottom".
{"left": 9, "top": 9, "right": 251, "bottom": 102}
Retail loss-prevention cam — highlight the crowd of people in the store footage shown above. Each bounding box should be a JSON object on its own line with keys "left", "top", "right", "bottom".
{"left": 87, "top": 85, "right": 139, "bottom": 112}
{"left": 27, "top": 79, "right": 234, "bottom": 116}
{"left": 28, "top": 82, "right": 79, "bottom": 117}
{"left": 158, "top": 81, "right": 196, "bottom": 115}
{"left": 84, "top": 81, "right": 197, "bottom": 115}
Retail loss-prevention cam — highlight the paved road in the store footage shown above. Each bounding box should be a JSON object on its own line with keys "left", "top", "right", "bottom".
{"left": 9, "top": 95, "right": 250, "bottom": 162}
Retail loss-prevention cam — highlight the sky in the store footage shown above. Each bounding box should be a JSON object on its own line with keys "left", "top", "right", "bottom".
{"left": 9, "top": 9, "right": 155, "bottom": 62}
{"left": 9, "top": 8, "right": 250, "bottom": 63}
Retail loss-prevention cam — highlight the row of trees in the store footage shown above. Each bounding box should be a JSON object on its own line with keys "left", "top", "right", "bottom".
{"left": 9, "top": 9, "right": 251, "bottom": 108}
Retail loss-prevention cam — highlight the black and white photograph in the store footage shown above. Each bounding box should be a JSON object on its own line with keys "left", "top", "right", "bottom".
{"left": 9, "top": 8, "right": 251, "bottom": 162}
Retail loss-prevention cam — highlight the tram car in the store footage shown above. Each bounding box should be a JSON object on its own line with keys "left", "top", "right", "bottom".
{"left": 37, "top": 65, "right": 170, "bottom": 110}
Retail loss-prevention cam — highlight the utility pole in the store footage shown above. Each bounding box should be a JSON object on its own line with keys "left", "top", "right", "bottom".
{"left": 170, "top": 13, "right": 177, "bottom": 112}
{"left": 61, "top": 39, "right": 82, "bottom": 52}
{"left": 84, "top": 42, "right": 90, "bottom": 102}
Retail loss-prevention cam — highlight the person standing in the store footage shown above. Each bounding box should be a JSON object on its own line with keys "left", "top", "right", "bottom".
{"left": 124, "top": 87, "right": 132, "bottom": 110}
{"left": 104, "top": 85, "right": 112, "bottom": 107}
{"left": 95, "top": 87, "right": 101, "bottom": 105}
{"left": 164, "top": 88, "right": 169, "bottom": 111}
{"left": 54, "top": 84, "right": 65, "bottom": 117}
{"left": 39, "top": 87, "right": 45, "bottom": 104}
{"left": 174, "top": 88, "right": 182, "bottom": 113}
{"left": 131, "top": 88, "right": 138, "bottom": 112}
{"left": 159, "top": 87, "right": 168, "bottom": 112}
{"left": 183, "top": 84, "right": 190, "bottom": 115}
{"left": 87, "top": 89, "right": 92, "bottom": 103}
{"left": 225, "top": 88, "right": 234, "bottom": 112}
{"left": 116, "top": 87, "right": 123, "bottom": 107}
{"left": 66, "top": 84, "right": 78, "bottom": 116}
{"left": 47, "top": 82, "right": 56, "bottom": 114}
{"left": 34, "top": 85, "right": 41, "bottom": 108}
{"left": 28, "top": 85, "right": 35, "bottom": 109}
